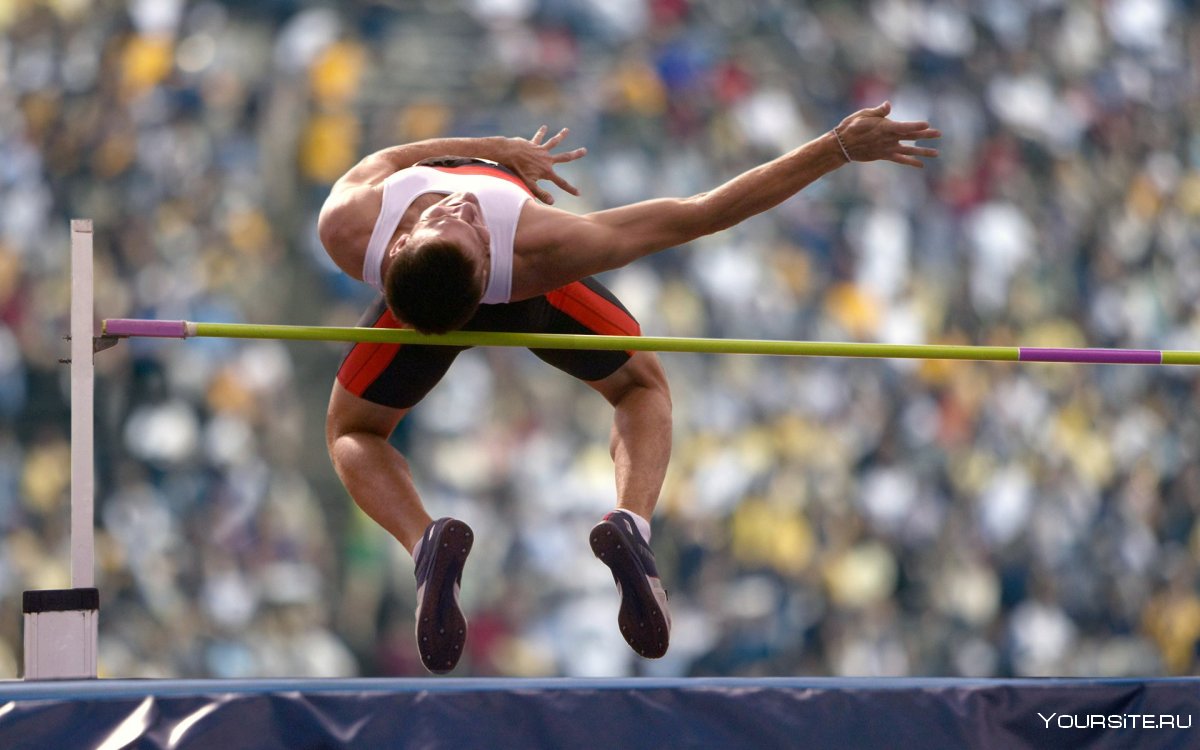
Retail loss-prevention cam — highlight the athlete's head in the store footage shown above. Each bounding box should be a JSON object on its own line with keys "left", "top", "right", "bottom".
{"left": 384, "top": 192, "right": 491, "bottom": 334}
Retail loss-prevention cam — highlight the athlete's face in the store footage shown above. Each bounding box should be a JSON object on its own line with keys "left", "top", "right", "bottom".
{"left": 397, "top": 192, "right": 491, "bottom": 289}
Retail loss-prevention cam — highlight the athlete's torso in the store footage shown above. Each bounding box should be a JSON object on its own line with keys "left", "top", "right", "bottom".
{"left": 363, "top": 159, "right": 533, "bottom": 305}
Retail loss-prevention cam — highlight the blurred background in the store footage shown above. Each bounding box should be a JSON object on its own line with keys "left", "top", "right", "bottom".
{"left": 1, "top": 0, "right": 1198, "bottom": 679}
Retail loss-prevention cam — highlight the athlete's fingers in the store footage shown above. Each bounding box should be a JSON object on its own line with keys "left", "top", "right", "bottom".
{"left": 898, "top": 145, "right": 939, "bottom": 159}
{"left": 868, "top": 100, "right": 891, "bottom": 117}
{"left": 548, "top": 170, "right": 580, "bottom": 196}
{"left": 552, "top": 146, "right": 587, "bottom": 164}
{"left": 901, "top": 128, "right": 941, "bottom": 141}
{"left": 543, "top": 127, "right": 569, "bottom": 150}
{"left": 531, "top": 125, "right": 548, "bottom": 145}
{"left": 889, "top": 122, "right": 941, "bottom": 140}
{"left": 889, "top": 153, "right": 924, "bottom": 169}
{"left": 512, "top": 165, "right": 555, "bottom": 204}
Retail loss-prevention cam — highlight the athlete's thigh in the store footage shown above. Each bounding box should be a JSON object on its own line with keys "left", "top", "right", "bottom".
{"left": 517, "top": 277, "right": 642, "bottom": 382}
{"left": 335, "top": 297, "right": 466, "bottom": 410}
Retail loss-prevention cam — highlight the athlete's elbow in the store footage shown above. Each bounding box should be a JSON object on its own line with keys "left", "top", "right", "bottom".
{"left": 684, "top": 194, "right": 731, "bottom": 236}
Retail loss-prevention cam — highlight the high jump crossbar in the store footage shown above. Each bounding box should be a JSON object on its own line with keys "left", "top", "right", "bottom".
{"left": 99, "top": 318, "right": 1200, "bottom": 366}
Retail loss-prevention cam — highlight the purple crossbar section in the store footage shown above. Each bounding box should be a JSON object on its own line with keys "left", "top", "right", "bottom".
{"left": 1019, "top": 347, "right": 1162, "bottom": 365}
{"left": 103, "top": 319, "right": 188, "bottom": 338}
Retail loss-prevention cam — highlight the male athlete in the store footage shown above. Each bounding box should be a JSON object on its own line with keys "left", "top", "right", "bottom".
{"left": 319, "top": 103, "right": 939, "bottom": 673}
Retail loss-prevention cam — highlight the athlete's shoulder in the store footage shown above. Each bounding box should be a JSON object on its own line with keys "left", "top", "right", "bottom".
{"left": 318, "top": 185, "right": 381, "bottom": 274}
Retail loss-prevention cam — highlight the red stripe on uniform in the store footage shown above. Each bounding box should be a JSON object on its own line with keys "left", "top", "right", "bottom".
{"left": 431, "top": 165, "right": 534, "bottom": 197}
{"left": 546, "top": 282, "right": 641, "bottom": 338}
{"left": 337, "top": 309, "right": 405, "bottom": 396}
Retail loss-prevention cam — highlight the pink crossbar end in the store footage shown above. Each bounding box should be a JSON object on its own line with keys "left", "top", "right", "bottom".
{"left": 102, "top": 319, "right": 188, "bottom": 338}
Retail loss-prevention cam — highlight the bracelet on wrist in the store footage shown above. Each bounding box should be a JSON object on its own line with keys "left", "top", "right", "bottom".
{"left": 832, "top": 127, "right": 852, "bottom": 163}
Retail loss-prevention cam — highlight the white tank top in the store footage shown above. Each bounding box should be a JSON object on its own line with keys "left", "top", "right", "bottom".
{"left": 362, "top": 163, "right": 530, "bottom": 305}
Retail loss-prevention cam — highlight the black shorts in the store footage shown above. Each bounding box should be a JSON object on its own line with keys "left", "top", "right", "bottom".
{"left": 337, "top": 278, "right": 640, "bottom": 409}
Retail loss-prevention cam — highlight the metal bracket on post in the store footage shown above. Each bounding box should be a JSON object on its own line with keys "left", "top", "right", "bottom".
{"left": 24, "top": 219, "right": 99, "bottom": 680}
{"left": 93, "top": 335, "right": 121, "bottom": 353}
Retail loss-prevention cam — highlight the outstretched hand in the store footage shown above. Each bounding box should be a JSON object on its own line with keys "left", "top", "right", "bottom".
{"left": 835, "top": 102, "right": 940, "bottom": 168}
{"left": 504, "top": 126, "right": 588, "bottom": 204}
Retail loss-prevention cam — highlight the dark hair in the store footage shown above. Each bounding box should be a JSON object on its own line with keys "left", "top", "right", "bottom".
{"left": 383, "top": 237, "right": 484, "bottom": 334}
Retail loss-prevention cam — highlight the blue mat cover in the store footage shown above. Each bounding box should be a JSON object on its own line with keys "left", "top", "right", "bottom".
{"left": 0, "top": 677, "right": 1196, "bottom": 749}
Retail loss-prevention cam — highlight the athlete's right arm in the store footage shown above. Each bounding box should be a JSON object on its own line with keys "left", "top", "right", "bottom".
{"left": 328, "top": 127, "right": 585, "bottom": 202}
{"left": 317, "top": 140, "right": 506, "bottom": 263}
{"left": 318, "top": 128, "right": 587, "bottom": 268}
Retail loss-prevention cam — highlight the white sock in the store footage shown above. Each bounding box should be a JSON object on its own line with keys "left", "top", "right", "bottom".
{"left": 617, "top": 508, "right": 652, "bottom": 542}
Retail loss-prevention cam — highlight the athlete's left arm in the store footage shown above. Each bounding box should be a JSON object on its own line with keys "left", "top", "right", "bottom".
{"left": 515, "top": 103, "right": 938, "bottom": 296}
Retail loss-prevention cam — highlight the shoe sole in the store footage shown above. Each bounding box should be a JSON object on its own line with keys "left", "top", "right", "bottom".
{"left": 416, "top": 519, "right": 473, "bottom": 673}
{"left": 590, "top": 520, "right": 669, "bottom": 659}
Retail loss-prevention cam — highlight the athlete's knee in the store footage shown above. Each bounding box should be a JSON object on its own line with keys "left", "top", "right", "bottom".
{"left": 325, "top": 409, "right": 350, "bottom": 456}
{"left": 325, "top": 407, "right": 360, "bottom": 468}
{"left": 325, "top": 398, "right": 341, "bottom": 452}
{"left": 326, "top": 382, "right": 405, "bottom": 455}
{"left": 598, "top": 351, "right": 671, "bottom": 409}
{"left": 634, "top": 352, "right": 671, "bottom": 400}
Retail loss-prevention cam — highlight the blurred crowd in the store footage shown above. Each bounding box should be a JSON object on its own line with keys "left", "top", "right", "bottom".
{"left": 0, "top": 0, "right": 1198, "bottom": 679}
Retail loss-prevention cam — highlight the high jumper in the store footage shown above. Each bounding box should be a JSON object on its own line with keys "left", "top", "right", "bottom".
{"left": 311, "top": 103, "right": 939, "bottom": 672}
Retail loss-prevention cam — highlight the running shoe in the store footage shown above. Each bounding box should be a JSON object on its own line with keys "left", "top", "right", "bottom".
{"left": 413, "top": 517, "right": 473, "bottom": 673}
{"left": 589, "top": 510, "right": 671, "bottom": 658}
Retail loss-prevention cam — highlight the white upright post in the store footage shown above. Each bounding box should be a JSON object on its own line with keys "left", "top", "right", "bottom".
{"left": 23, "top": 219, "right": 99, "bottom": 680}
{"left": 71, "top": 218, "right": 95, "bottom": 591}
